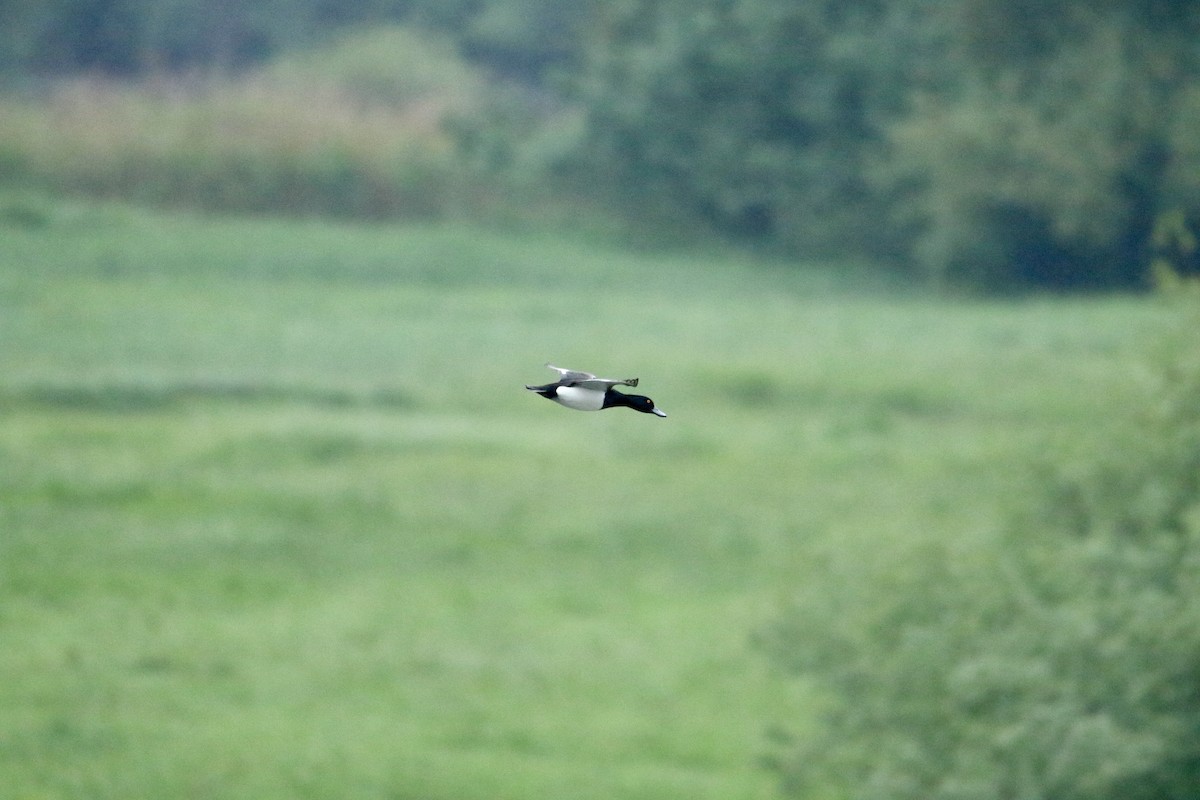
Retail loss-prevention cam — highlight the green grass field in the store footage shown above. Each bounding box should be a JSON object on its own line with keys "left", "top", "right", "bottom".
{"left": 0, "top": 198, "right": 1175, "bottom": 799}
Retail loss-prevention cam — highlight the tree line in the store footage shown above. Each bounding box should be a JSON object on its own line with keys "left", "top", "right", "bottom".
{"left": 0, "top": 0, "right": 580, "bottom": 78}
{"left": 3, "top": 0, "right": 1199, "bottom": 290}
{"left": 566, "top": 0, "right": 1200, "bottom": 289}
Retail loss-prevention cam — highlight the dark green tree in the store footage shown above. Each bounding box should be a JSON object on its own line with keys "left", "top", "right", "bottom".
{"left": 0, "top": 0, "right": 320, "bottom": 73}
{"left": 566, "top": 0, "right": 1200, "bottom": 289}
{"left": 568, "top": 0, "right": 933, "bottom": 256}
{"left": 0, "top": 0, "right": 593, "bottom": 78}
{"left": 877, "top": 1, "right": 1200, "bottom": 290}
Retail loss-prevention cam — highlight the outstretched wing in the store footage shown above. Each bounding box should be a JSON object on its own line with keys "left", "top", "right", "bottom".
{"left": 545, "top": 364, "right": 638, "bottom": 389}
{"left": 545, "top": 364, "right": 597, "bottom": 383}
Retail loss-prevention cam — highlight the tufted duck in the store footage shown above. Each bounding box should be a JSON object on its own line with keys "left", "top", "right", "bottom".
{"left": 525, "top": 364, "right": 667, "bottom": 417}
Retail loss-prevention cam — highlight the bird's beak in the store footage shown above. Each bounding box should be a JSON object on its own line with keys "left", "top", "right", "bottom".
{"left": 652, "top": 408, "right": 668, "bottom": 417}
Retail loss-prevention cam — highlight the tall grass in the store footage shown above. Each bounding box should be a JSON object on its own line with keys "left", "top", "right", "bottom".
{"left": 0, "top": 27, "right": 487, "bottom": 218}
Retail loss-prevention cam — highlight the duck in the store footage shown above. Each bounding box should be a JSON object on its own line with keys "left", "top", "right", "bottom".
{"left": 525, "top": 364, "right": 667, "bottom": 417}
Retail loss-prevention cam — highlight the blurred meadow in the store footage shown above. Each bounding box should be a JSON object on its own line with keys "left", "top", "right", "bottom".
{"left": 3, "top": 3, "right": 1200, "bottom": 799}
{"left": 0, "top": 197, "right": 1185, "bottom": 799}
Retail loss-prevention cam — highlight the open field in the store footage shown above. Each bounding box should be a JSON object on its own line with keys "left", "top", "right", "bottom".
{"left": 0, "top": 198, "right": 1176, "bottom": 799}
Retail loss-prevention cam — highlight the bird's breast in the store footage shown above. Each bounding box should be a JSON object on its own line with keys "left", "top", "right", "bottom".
{"left": 552, "top": 385, "right": 606, "bottom": 411}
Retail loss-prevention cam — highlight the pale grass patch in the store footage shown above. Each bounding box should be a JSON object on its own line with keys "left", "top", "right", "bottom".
{"left": 0, "top": 31, "right": 481, "bottom": 216}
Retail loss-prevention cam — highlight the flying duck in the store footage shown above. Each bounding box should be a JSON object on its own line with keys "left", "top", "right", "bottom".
{"left": 525, "top": 364, "right": 667, "bottom": 417}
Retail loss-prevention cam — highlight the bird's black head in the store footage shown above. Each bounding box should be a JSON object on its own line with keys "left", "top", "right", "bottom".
{"left": 606, "top": 391, "right": 667, "bottom": 417}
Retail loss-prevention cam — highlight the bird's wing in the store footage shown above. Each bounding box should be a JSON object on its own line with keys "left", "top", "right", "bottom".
{"left": 545, "top": 364, "right": 597, "bottom": 383}
{"left": 545, "top": 364, "right": 638, "bottom": 390}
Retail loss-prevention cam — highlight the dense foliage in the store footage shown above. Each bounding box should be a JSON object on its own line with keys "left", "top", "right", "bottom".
{"left": 3, "top": 0, "right": 1200, "bottom": 290}
{"left": 568, "top": 1, "right": 924, "bottom": 255}
{"left": 763, "top": 291, "right": 1200, "bottom": 798}
{"left": 568, "top": 0, "right": 1200, "bottom": 289}
{"left": 0, "top": 0, "right": 590, "bottom": 78}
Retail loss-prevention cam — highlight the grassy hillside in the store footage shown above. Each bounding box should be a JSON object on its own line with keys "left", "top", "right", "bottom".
{"left": 0, "top": 197, "right": 1174, "bottom": 799}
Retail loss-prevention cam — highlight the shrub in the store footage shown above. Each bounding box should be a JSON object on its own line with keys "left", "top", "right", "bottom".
{"left": 764, "top": 292, "right": 1200, "bottom": 799}
{"left": 260, "top": 25, "right": 482, "bottom": 109}
{"left": 0, "top": 27, "right": 484, "bottom": 220}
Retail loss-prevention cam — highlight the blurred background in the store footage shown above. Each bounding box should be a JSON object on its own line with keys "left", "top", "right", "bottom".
{"left": 2, "top": 0, "right": 1200, "bottom": 291}
{"left": 2, "top": 2, "right": 1200, "bottom": 799}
